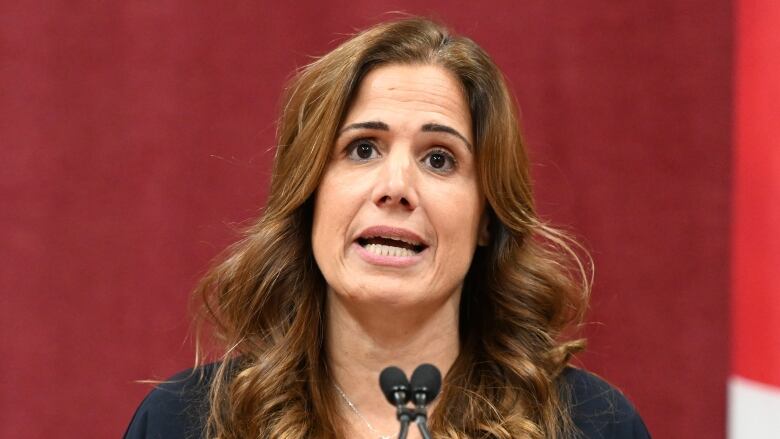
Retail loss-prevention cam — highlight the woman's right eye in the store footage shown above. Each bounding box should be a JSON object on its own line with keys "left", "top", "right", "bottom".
{"left": 346, "top": 139, "right": 380, "bottom": 161}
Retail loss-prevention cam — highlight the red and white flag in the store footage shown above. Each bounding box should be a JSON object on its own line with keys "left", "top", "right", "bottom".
{"left": 730, "top": 1, "right": 780, "bottom": 437}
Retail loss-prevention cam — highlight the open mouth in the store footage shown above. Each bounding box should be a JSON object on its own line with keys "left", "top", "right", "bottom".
{"left": 356, "top": 236, "right": 427, "bottom": 257}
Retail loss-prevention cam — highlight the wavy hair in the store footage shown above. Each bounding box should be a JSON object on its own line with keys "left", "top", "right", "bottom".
{"left": 195, "top": 17, "right": 591, "bottom": 439}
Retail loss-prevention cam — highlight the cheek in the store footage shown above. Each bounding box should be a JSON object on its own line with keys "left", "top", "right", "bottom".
{"left": 311, "top": 169, "right": 363, "bottom": 256}
{"left": 311, "top": 179, "right": 331, "bottom": 265}
{"left": 430, "top": 185, "right": 484, "bottom": 257}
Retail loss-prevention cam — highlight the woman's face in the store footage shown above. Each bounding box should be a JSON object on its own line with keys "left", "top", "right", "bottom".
{"left": 312, "top": 63, "right": 487, "bottom": 309}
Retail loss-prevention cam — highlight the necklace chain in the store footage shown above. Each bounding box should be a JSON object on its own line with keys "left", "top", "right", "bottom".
{"left": 333, "top": 383, "right": 395, "bottom": 439}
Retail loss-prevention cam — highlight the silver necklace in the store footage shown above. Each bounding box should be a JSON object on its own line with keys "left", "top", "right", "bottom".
{"left": 333, "top": 383, "right": 395, "bottom": 439}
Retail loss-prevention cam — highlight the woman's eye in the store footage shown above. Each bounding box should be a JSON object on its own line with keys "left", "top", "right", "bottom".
{"left": 346, "top": 139, "right": 380, "bottom": 161}
{"left": 423, "top": 149, "right": 456, "bottom": 172}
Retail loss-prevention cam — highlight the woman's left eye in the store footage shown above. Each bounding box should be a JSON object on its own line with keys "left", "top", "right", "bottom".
{"left": 423, "top": 149, "right": 456, "bottom": 173}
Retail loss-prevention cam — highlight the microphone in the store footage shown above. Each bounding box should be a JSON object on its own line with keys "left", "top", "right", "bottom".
{"left": 379, "top": 366, "right": 413, "bottom": 439}
{"left": 409, "top": 364, "right": 442, "bottom": 439}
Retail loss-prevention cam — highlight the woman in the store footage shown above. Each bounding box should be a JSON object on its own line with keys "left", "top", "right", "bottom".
{"left": 125, "top": 17, "right": 650, "bottom": 439}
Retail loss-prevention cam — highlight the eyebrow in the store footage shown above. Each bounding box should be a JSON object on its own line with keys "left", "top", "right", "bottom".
{"left": 339, "top": 120, "right": 472, "bottom": 151}
{"left": 421, "top": 123, "right": 472, "bottom": 151}
{"left": 340, "top": 121, "right": 389, "bottom": 133}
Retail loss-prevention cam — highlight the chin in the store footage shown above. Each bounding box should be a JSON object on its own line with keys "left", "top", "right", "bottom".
{"left": 350, "top": 287, "right": 425, "bottom": 307}
{"left": 338, "top": 277, "right": 457, "bottom": 310}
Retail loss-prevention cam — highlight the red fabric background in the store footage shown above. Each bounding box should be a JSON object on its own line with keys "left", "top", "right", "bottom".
{"left": 1, "top": 1, "right": 731, "bottom": 438}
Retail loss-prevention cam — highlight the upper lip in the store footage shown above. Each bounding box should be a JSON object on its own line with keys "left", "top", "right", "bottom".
{"left": 356, "top": 225, "right": 429, "bottom": 247}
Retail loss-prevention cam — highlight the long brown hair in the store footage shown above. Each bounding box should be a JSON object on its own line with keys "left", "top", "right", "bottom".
{"left": 195, "top": 17, "right": 590, "bottom": 439}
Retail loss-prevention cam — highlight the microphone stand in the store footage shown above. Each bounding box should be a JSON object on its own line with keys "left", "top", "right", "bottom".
{"left": 413, "top": 393, "right": 433, "bottom": 439}
{"left": 398, "top": 407, "right": 412, "bottom": 439}
{"left": 395, "top": 399, "right": 412, "bottom": 439}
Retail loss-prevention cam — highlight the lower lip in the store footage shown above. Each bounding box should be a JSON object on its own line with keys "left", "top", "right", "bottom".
{"left": 352, "top": 242, "right": 426, "bottom": 267}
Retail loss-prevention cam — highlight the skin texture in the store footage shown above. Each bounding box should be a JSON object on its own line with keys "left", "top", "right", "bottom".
{"left": 311, "top": 64, "right": 488, "bottom": 438}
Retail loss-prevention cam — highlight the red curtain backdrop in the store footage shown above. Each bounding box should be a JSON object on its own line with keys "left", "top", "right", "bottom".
{"left": 1, "top": 2, "right": 731, "bottom": 438}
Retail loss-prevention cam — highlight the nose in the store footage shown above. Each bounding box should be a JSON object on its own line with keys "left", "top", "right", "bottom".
{"left": 371, "top": 149, "right": 419, "bottom": 211}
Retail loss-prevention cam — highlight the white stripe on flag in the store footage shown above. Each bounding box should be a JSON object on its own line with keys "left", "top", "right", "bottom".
{"left": 729, "top": 375, "right": 780, "bottom": 439}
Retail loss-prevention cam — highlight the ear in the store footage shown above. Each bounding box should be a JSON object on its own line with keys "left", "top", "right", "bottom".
{"left": 477, "top": 209, "right": 491, "bottom": 246}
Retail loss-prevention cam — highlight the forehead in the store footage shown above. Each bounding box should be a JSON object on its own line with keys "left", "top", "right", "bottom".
{"left": 343, "top": 64, "right": 473, "bottom": 141}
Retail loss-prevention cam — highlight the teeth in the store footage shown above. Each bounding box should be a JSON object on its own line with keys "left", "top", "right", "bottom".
{"left": 373, "top": 235, "right": 421, "bottom": 246}
{"left": 365, "top": 243, "right": 416, "bottom": 257}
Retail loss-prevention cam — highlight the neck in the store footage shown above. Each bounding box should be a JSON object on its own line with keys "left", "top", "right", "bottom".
{"left": 325, "top": 289, "right": 461, "bottom": 436}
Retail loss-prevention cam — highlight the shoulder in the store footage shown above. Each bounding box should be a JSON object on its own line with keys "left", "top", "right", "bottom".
{"left": 560, "top": 367, "right": 652, "bottom": 439}
{"left": 123, "top": 362, "right": 220, "bottom": 439}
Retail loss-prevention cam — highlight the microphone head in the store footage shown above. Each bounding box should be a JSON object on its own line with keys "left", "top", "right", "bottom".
{"left": 379, "top": 366, "right": 411, "bottom": 405}
{"left": 410, "top": 363, "right": 442, "bottom": 402}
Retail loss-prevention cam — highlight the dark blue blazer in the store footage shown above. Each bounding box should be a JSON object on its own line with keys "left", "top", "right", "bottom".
{"left": 124, "top": 364, "right": 651, "bottom": 438}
